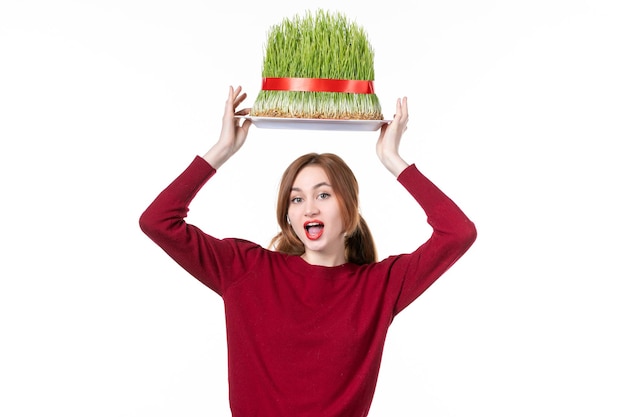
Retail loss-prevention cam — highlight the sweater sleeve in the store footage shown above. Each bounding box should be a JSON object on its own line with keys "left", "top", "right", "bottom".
{"left": 390, "top": 164, "right": 477, "bottom": 315}
{"left": 138, "top": 156, "right": 260, "bottom": 295}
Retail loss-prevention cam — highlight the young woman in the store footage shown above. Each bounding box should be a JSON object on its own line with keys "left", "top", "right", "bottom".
{"left": 139, "top": 86, "right": 477, "bottom": 417}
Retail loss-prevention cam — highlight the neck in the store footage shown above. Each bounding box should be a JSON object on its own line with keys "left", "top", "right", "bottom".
{"left": 301, "top": 251, "right": 346, "bottom": 267}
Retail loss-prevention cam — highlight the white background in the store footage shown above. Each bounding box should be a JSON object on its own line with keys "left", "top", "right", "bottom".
{"left": 1, "top": 0, "right": 624, "bottom": 416}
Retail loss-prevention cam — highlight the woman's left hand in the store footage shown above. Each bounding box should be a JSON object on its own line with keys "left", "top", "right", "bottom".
{"left": 376, "top": 97, "right": 410, "bottom": 176}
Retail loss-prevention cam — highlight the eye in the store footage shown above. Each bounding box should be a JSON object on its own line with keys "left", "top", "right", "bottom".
{"left": 318, "top": 192, "right": 331, "bottom": 200}
{"left": 290, "top": 196, "right": 303, "bottom": 204}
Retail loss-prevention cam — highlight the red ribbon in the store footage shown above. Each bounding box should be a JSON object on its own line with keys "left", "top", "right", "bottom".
{"left": 262, "top": 77, "right": 375, "bottom": 94}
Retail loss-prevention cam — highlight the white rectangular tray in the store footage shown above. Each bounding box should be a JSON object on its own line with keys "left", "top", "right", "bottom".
{"left": 236, "top": 116, "right": 390, "bottom": 131}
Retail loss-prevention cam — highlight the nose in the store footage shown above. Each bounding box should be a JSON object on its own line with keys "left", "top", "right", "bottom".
{"left": 304, "top": 200, "right": 319, "bottom": 217}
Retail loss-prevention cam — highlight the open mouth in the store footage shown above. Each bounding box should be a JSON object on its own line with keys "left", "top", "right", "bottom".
{"left": 304, "top": 221, "right": 324, "bottom": 240}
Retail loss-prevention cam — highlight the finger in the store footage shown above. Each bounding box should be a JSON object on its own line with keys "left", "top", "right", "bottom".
{"left": 233, "top": 86, "right": 245, "bottom": 101}
{"left": 224, "top": 86, "right": 235, "bottom": 113}
{"left": 242, "top": 119, "right": 252, "bottom": 133}
{"left": 233, "top": 92, "right": 248, "bottom": 109}
{"left": 401, "top": 97, "right": 408, "bottom": 122}
{"left": 234, "top": 107, "right": 251, "bottom": 116}
{"left": 396, "top": 97, "right": 408, "bottom": 120}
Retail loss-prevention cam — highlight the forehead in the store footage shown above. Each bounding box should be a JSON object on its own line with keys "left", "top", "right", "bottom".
{"left": 292, "top": 165, "right": 331, "bottom": 189}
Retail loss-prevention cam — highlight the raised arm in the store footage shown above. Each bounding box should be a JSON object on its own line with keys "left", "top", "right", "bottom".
{"left": 139, "top": 86, "right": 256, "bottom": 294}
{"left": 374, "top": 97, "right": 477, "bottom": 313}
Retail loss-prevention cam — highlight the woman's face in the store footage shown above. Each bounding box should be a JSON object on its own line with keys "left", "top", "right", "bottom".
{"left": 287, "top": 165, "right": 346, "bottom": 265}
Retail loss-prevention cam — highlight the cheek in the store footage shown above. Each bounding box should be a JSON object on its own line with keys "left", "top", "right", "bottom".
{"left": 287, "top": 205, "right": 301, "bottom": 220}
{"left": 333, "top": 208, "right": 346, "bottom": 230}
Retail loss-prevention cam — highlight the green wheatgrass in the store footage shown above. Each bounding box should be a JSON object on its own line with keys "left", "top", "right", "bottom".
{"left": 251, "top": 9, "right": 383, "bottom": 120}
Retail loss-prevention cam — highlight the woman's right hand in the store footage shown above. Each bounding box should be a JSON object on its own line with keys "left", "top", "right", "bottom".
{"left": 203, "top": 86, "right": 252, "bottom": 169}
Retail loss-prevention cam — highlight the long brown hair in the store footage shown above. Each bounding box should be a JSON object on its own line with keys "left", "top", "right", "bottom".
{"left": 269, "top": 153, "right": 377, "bottom": 265}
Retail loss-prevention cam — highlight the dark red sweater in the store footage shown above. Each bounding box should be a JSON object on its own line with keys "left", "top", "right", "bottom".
{"left": 139, "top": 156, "right": 476, "bottom": 417}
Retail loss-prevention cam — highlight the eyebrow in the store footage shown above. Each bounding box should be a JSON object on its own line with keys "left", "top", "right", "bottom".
{"left": 290, "top": 182, "right": 332, "bottom": 192}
